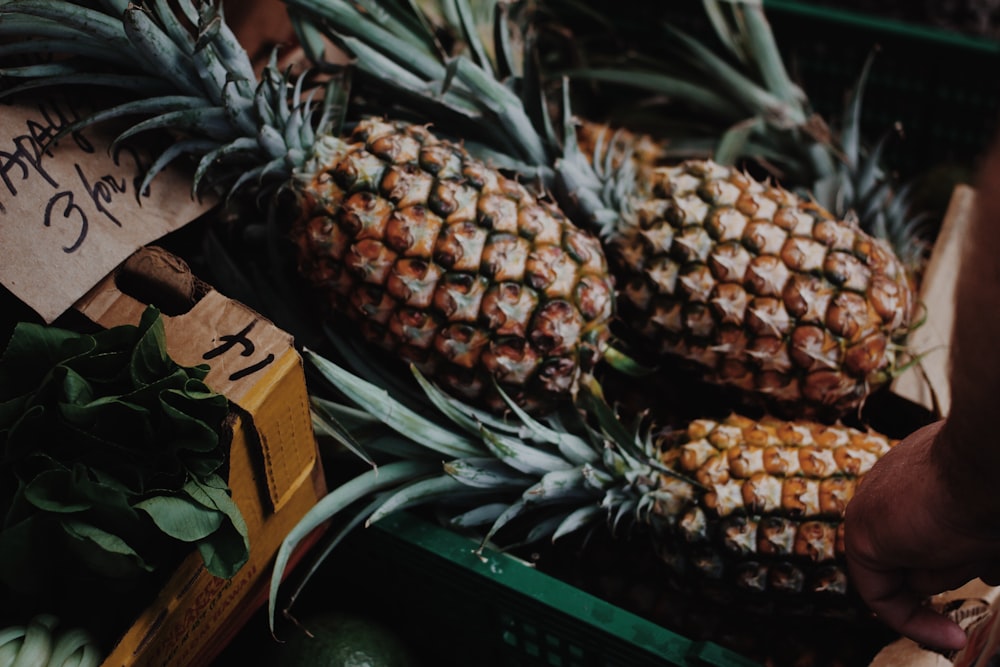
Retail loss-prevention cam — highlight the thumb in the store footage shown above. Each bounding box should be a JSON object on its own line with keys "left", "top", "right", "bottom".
{"left": 887, "top": 603, "right": 968, "bottom": 652}
{"left": 849, "top": 561, "right": 968, "bottom": 651}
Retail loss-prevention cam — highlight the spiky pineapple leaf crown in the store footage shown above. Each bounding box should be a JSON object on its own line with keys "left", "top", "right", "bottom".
{"left": 284, "top": 0, "right": 562, "bottom": 177}
{"left": 0, "top": 0, "right": 338, "bottom": 204}
{"left": 282, "top": 0, "right": 931, "bottom": 277}
{"left": 268, "top": 330, "right": 702, "bottom": 631}
{"left": 531, "top": 0, "right": 933, "bottom": 274}
{"left": 282, "top": 0, "right": 642, "bottom": 250}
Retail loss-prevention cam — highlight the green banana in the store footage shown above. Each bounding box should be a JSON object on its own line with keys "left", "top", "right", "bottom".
{"left": 0, "top": 616, "right": 101, "bottom": 667}
{"left": 8, "top": 615, "right": 56, "bottom": 667}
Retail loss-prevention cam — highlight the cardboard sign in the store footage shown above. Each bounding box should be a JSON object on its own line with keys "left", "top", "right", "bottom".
{"left": 891, "top": 185, "right": 973, "bottom": 418}
{"left": 0, "top": 96, "right": 215, "bottom": 323}
{"left": 74, "top": 248, "right": 295, "bottom": 406}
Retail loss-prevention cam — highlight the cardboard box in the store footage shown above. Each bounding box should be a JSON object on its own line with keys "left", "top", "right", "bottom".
{"left": 73, "top": 246, "right": 327, "bottom": 667}
{"left": 0, "top": 94, "right": 327, "bottom": 666}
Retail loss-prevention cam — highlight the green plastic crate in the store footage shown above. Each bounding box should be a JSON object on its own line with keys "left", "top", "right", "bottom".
{"left": 761, "top": 0, "right": 1000, "bottom": 177}
{"left": 306, "top": 511, "right": 760, "bottom": 667}
{"left": 658, "top": 1, "right": 999, "bottom": 179}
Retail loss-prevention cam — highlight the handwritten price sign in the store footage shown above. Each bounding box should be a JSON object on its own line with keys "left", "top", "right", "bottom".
{"left": 0, "top": 96, "right": 214, "bottom": 322}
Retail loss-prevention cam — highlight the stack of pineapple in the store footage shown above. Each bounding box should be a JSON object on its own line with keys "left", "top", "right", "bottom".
{"left": 0, "top": 0, "right": 933, "bottom": 661}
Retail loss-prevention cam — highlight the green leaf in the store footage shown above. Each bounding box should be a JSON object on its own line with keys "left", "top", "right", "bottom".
{"left": 365, "top": 474, "right": 477, "bottom": 526}
{"left": 129, "top": 306, "right": 172, "bottom": 387}
{"left": 0, "top": 395, "right": 30, "bottom": 431}
{"left": 663, "top": 23, "right": 805, "bottom": 126}
{"left": 479, "top": 427, "right": 573, "bottom": 476}
{"left": 481, "top": 497, "right": 529, "bottom": 545}
{"left": 409, "top": 365, "right": 485, "bottom": 438}
{"left": 311, "top": 398, "right": 431, "bottom": 461}
{"left": 277, "top": 492, "right": 387, "bottom": 617}
{"left": 520, "top": 511, "right": 573, "bottom": 545}
{"left": 122, "top": 4, "right": 204, "bottom": 96}
{"left": 568, "top": 67, "right": 736, "bottom": 121}
{"left": 447, "top": 502, "right": 508, "bottom": 529}
{"left": 443, "top": 457, "right": 534, "bottom": 490}
{"left": 289, "top": 11, "right": 331, "bottom": 66}
{"left": 577, "top": 376, "right": 646, "bottom": 463}
{"left": 306, "top": 349, "right": 481, "bottom": 459}
{"left": 286, "top": 0, "right": 441, "bottom": 76}
{"left": 71, "top": 466, "right": 137, "bottom": 514}
{"left": 183, "top": 476, "right": 249, "bottom": 577}
{"left": 522, "top": 468, "right": 592, "bottom": 505}
{"left": 552, "top": 505, "right": 602, "bottom": 541}
{"left": 57, "top": 394, "right": 154, "bottom": 445}
{"left": 0, "top": 306, "right": 241, "bottom": 594}
{"left": 449, "top": 0, "right": 492, "bottom": 71}
{"left": 133, "top": 494, "right": 224, "bottom": 542}
{"left": 61, "top": 518, "right": 154, "bottom": 578}
{"left": 23, "top": 469, "right": 92, "bottom": 513}
{"left": 493, "top": 383, "right": 598, "bottom": 466}
{"left": 58, "top": 366, "right": 96, "bottom": 406}
{"left": 159, "top": 386, "right": 228, "bottom": 457}
{"left": 3, "top": 404, "right": 52, "bottom": 461}
{"left": 184, "top": 475, "right": 246, "bottom": 532}
{"left": 310, "top": 396, "right": 376, "bottom": 468}
{"left": 195, "top": 518, "right": 249, "bottom": 579}
{"left": 0, "top": 1, "right": 131, "bottom": 49}
{"left": 715, "top": 116, "right": 765, "bottom": 165}
{"left": 0, "top": 323, "right": 94, "bottom": 399}
{"left": 269, "top": 460, "right": 436, "bottom": 631}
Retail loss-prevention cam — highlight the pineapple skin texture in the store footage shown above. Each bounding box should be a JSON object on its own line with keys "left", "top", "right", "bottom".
{"left": 291, "top": 119, "right": 615, "bottom": 411}
{"left": 609, "top": 160, "right": 917, "bottom": 416}
{"left": 654, "top": 413, "right": 896, "bottom": 597}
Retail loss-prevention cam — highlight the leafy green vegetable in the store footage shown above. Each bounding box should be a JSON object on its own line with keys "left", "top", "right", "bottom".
{"left": 0, "top": 306, "right": 249, "bottom": 601}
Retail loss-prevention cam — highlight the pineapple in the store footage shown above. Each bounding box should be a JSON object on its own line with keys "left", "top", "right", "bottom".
{"left": 284, "top": 0, "right": 920, "bottom": 416}
{"left": 658, "top": 411, "right": 892, "bottom": 597}
{"left": 271, "top": 347, "right": 898, "bottom": 629}
{"left": 0, "top": 0, "right": 616, "bottom": 412}
{"left": 605, "top": 160, "right": 917, "bottom": 416}
{"left": 291, "top": 118, "right": 614, "bottom": 411}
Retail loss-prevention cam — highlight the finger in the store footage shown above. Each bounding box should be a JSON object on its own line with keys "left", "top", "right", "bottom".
{"left": 862, "top": 579, "right": 967, "bottom": 651}
{"left": 848, "top": 561, "right": 968, "bottom": 651}
{"left": 889, "top": 604, "right": 969, "bottom": 652}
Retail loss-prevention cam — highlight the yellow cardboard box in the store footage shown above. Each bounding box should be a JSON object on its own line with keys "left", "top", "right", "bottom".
{"left": 72, "top": 246, "right": 327, "bottom": 667}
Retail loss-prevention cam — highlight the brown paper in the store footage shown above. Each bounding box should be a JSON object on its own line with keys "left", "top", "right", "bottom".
{"left": 891, "top": 185, "right": 974, "bottom": 418}
{"left": 74, "top": 247, "right": 294, "bottom": 405}
{"left": 0, "top": 96, "right": 215, "bottom": 323}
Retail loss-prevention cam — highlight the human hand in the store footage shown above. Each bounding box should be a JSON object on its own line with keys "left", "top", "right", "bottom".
{"left": 844, "top": 420, "right": 1000, "bottom": 651}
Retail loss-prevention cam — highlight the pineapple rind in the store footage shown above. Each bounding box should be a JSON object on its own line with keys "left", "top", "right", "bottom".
{"left": 610, "top": 160, "right": 917, "bottom": 415}
{"left": 292, "top": 119, "right": 616, "bottom": 411}
{"left": 651, "top": 414, "right": 896, "bottom": 596}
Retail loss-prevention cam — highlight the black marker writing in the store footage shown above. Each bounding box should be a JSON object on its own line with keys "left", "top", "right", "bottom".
{"left": 203, "top": 320, "right": 276, "bottom": 382}
{"left": 43, "top": 191, "right": 87, "bottom": 253}
{"left": 74, "top": 163, "right": 124, "bottom": 228}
